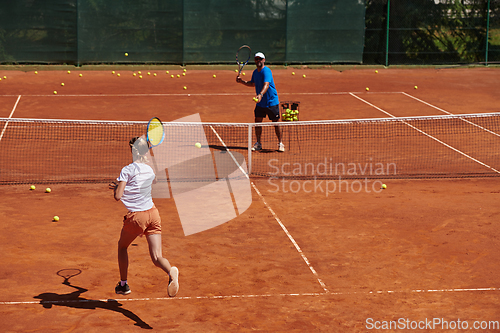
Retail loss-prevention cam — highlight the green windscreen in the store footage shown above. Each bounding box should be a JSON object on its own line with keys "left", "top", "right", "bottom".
{"left": 0, "top": 0, "right": 366, "bottom": 65}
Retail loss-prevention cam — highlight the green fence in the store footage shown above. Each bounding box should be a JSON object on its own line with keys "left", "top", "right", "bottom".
{"left": 0, "top": 0, "right": 498, "bottom": 66}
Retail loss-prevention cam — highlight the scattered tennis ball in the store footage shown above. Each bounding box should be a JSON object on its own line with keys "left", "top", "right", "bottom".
{"left": 242, "top": 72, "right": 245, "bottom": 76}
{"left": 125, "top": 53, "right": 128, "bottom": 56}
{"left": 67, "top": 71, "right": 71, "bottom": 74}
{"left": 30, "top": 185, "right": 36, "bottom": 190}
{"left": 45, "top": 188, "right": 51, "bottom": 193}
{"left": 171, "top": 75, "right": 174, "bottom": 78}
{"left": 112, "top": 71, "right": 115, "bottom": 74}
{"left": 117, "top": 73, "right": 120, "bottom": 77}
{"left": 183, "top": 86, "right": 187, "bottom": 90}
{"left": 133, "top": 73, "right": 137, "bottom": 76}
{"left": 182, "top": 72, "right": 186, "bottom": 76}
{"left": 302, "top": 74, "right": 306, "bottom": 78}
{"left": 292, "top": 72, "right": 295, "bottom": 75}
{"left": 375, "top": 70, "right": 378, "bottom": 73}
{"left": 414, "top": 85, "right": 418, "bottom": 89}
{"left": 79, "top": 73, "right": 82, "bottom": 77}
{"left": 139, "top": 75, "right": 143, "bottom": 79}
{"left": 35, "top": 71, "right": 38, "bottom": 74}
{"left": 166, "top": 70, "right": 169, "bottom": 74}
{"left": 213, "top": 74, "right": 216, "bottom": 78}
{"left": 138, "top": 71, "right": 141, "bottom": 74}
{"left": 53, "top": 91, "right": 57, "bottom": 94}
{"left": 177, "top": 74, "right": 180, "bottom": 78}
{"left": 183, "top": 69, "right": 187, "bottom": 72}
{"left": 153, "top": 73, "right": 157, "bottom": 76}
{"left": 3, "top": 76, "right": 6, "bottom": 79}
{"left": 61, "top": 83, "right": 64, "bottom": 86}
{"left": 381, "top": 184, "right": 387, "bottom": 189}
{"left": 195, "top": 142, "right": 201, "bottom": 148}
{"left": 147, "top": 72, "right": 151, "bottom": 75}
{"left": 234, "top": 69, "right": 238, "bottom": 73}
{"left": 366, "top": 87, "right": 370, "bottom": 91}
{"left": 53, "top": 216, "right": 60, "bottom": 222}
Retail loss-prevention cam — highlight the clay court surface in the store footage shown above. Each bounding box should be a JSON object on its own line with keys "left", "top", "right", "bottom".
{"left": 1, "top": 66, "right": 500, "bottom": 332}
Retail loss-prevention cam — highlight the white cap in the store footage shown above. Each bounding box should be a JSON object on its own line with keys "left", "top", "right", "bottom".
{"left": 254, "top": 52, "right": 265, "bottom": 59}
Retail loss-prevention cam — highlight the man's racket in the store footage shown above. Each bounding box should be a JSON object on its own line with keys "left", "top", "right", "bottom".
{"left": 236, "top": 45, "right": 251, "bottom": 76}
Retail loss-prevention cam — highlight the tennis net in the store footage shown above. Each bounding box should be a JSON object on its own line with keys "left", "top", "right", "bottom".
{"left": 1, "top": 113, "right": 500, "bottom": 184}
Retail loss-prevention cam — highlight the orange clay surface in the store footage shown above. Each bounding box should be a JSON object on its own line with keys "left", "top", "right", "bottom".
{"left": 0, "top": 66, "right": 499, "bottom": 332}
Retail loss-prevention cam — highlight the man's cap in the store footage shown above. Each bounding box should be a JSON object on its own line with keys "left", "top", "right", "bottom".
{"left": 254, "top": 52, "right": 265, "bottom": 59}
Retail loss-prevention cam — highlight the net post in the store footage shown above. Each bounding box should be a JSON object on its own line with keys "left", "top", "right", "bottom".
{"left": 385, "top": 0, "right": 391, "bottom": 67}
{"left": 248, "top": 124, "right": 252, "bottom": 175}
{"left": 485, "top": 0, "right": 490, "bottom": 65}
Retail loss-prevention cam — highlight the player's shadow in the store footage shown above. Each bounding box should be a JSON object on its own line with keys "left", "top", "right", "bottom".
{"left": 34, "top": 281, "right": 152, "bottom": 329}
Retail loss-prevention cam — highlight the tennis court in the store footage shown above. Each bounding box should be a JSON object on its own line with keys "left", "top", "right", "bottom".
{"left": 1, "top": 66, "right": 500, "bottom": 332}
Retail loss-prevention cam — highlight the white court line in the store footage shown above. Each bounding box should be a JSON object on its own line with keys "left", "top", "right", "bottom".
{"left": 402, "top": 92, "right": 500, "bottom": 138}
{"left": 0, "top": 91, "right": 403, "bottom": 98}
{"left": 1, "top": 287, "right": 498, "bottom": 305}
{"left": 0, "top": 95, "right": 22, "bottom": 142}
{"left": 350, "top": 93, "right": 500, "bottom": 174}
{"left": 209, "top": 124, "right": 329, "bottom": 293}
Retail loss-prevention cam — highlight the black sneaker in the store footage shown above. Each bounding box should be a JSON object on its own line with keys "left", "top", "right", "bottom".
{"left": 115, "top": 282, "right": 131, "bottom": 295}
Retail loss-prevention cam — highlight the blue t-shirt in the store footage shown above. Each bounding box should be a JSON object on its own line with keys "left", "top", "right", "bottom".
{"left": 251, "top": 66, "right": 279, "bottom": 108}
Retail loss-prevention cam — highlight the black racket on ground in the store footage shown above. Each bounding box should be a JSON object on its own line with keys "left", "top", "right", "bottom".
{"left": 236, "top": 45, "right": 251, "bottom": 76}
{"left": 57, "top": 269, "right": 82, "bottom": 285}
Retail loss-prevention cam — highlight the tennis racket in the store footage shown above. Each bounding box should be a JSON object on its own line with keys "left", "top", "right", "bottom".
{"left": 147, "top": 117, "right": 165, "bottom": 148}
{"left": 236, "top": 45, "right": 251, "bottom": 76}
{"left": 57, "top": 268, "right": 82, "bottom": 285}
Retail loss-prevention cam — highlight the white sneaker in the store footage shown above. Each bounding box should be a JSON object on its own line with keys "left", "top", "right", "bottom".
{"left": 251, "top": 142, "right": 262, "bottom": 151}
{"left": 278, "top": 142, "right": 285, "bottom": 152}
{"left": 168, "top": 267, "right": 179, "bottom": 297}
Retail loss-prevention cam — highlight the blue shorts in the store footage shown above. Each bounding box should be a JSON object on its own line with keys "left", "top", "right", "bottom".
{"left": 254, "top": 105, "right": 280, "bottom": 121}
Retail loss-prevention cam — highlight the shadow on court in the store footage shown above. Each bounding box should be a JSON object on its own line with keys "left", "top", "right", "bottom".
{"left": 34, "top": 280, "right": 152, "bottom": 329}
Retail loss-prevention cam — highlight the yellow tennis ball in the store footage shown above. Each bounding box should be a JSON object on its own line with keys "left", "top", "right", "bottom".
{"left": 166, "top": 70, "right": 169, "bottom": 74}
{"left": 147, "top": 72, "right": 151, "bottom": 75}
{"left": 234, "top": 69, "right": 238, "bottom": 72}
{"left": 67, "top": 71, "right": 71, "bottom": 74}
{"left": 213, "top": 74, "right": 217, "bottom": 78}
{"left": 302, "top": 74, "right": 306, "bottom": 78}
{"left": 61, "top": 83, "right": 64, "bottom": 86}
{"left": 53, "top": 91, "right": 57, "bottom": 94}
{"left": 242, "top": 72, "right": 245, "bottom": 76}
{"left": 112, "top": 71, "right": 115, "bottom": 74}
{"left": 35, "top": 71, "right": 38, "bottom": 74}
{"left": 382, "top": 184, "right": 387, "bottom": 189}
{"left": 171, "top": 75, "right": 174, "bottom": 78}
{"left": 138, "top": 71, "right": 141, "bottom": 74}
{"left": 117, "top": 73, "right": 120, "bottom": 77}
{"left": 45, "top": 188, "right": 51, "bottom": 193}
{"left": 375, "top": 70, "right": 378, "bottom": 73}
{"left": 366, "top": 87, "right": 369, "bottom": 91}
{"left": 182, "top": 72, "right": 186, "bottom": 76}
{"left": 153, "top": 73, "right": 157, "bottom": 76}
{"left": 79, "top": 73, "right": 82, "bottom": 77}
{"left": 195, "top": 142, "right": 201, "bottom": 148}
{"left": 177, "top": 74, "right": 180, "bottom": 78}
{"left": 183, "top": 69, "right": 187, "bottom": 72}
{"left": 133, "top": 73, "right": 137, "bottom": 76}
{"left": 292, "top": 72, "right": 295, "bottom": 75}
{"left": 414, "top": 86, "right": 418, "bottom": 89}
{"left": 30, "top": 185, "right": 36, "bottom": 190}
{"left": 125, "top": 53, "right": 128, "bottom": 56}
{"left": 139, "top": 75, "right": 143, "bottom": 79}
{"left": 3, "top": 76, "right": 6, "bottom": 79}
{"left": 53, "top": 216, "right": 60, "bottom": 222}
{"left": 183, "top": 86, "right": 187, "bottom": 90}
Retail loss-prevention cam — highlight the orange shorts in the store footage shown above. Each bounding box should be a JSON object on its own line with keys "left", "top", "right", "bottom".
{"left": 122, "top": 206, "right": 161, "bottom": 237}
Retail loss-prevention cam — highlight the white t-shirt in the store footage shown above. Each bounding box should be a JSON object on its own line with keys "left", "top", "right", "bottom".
{"left": 117, "top": 162, "right": 155, "bottom": 212}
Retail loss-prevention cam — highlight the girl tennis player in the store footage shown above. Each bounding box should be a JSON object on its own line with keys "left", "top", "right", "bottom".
{"left": 109, "top": 136, "right": 179, "bottom": 297}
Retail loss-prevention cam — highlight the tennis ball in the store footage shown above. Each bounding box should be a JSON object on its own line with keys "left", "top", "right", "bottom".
{"left": 382, "top": 184, "right": 387, "bottom": 189}
{"left": 117, "top": 73, "right": 120, "bottom": 77}
{"left": 154, "top": 73, "right": 157, "bottom": 76}
{"left": 253, "top": 97, "right": 258, "bottom": 102}
{"left": 147, "top": 72, "right": 151, "bottom": 75}
{"left": 302, "top": 74, "right": 306, "bottom": 78}
{"left": 53, "top": 216, "right": 60, "bottom": 222}
{"left": 234, "top": 69, "right": 238, "bottom": 73}
{"left": 183, "top": 86, "right": 187, "bottom": 90}
{"left": 292, "top": 72, "right": 295, "bottom": 75}
{"left": 67, "top": 71, "right": 71, "bottom": 74}
{"left": 30, "top": 185, "right": 36, "bottom": 190}
{"left": 375, "top": 70, "right": 378, "bottom": 73}
{"left": 177, "top": 74, "right": 180, "bottom": 78}
{"left": 213, "top": 74, "right": 216, "bottom": 78}
{"left": 183, "top": 69, "right": 187, "bottom": 72}
{"left": 414, "top": 86, "right": 418, "bottom": 89}
{"left": 79, "top": 73, "right": 82, "bottom": 77}
{"left": 366, "top": 87, "right": 369, "bottom": 91}
{"left": 171, "top": 75, "right": 174, "bottom": 78}
{"left": 61, "top": 83, "right": 64, "bottom": 86}
{"left": 112, "top": 71, "right": 115, "bottom": 74}
{"left": 45, "top": 188, "right": 51, "bottom": 193}
{"left": 138, "top": 71, "right": 141, "bottom": 74}
{"left": 53, "top": 91, "right": 57, "bottom": 94}
{"left": 125, "top": 53, "right": 128, "bottom": 56}
{"left": 166, "top": 70, "right": 169, "bottom": 74}
{"left": 182, "top": 72, "right": 186, "bottom": 76}
{"left": 133, "top": 73, "right": 136, "bottom": 76}
{"left": 35, "top": 71, "right": 38, "bottom": 74}
{"left": 195, "top": 142, "right": 201, "bottom": 148}
{"left": 242, "top": 72, "right": 245, "bottom": 76}
{"left": 139, "top": 75, "right": 143, "bottom": 79}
